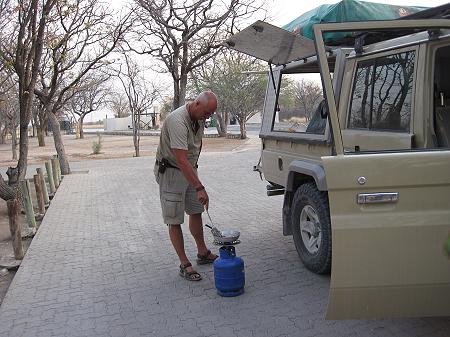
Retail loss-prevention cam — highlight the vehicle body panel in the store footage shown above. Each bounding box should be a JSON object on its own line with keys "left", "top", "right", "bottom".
{"left": 322, "top": 151, "right": 450, "bottom": 319}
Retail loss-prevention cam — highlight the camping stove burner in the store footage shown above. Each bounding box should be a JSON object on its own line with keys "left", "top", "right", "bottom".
{"left": 213, "top": 239, "right": 241, "bottom": 246}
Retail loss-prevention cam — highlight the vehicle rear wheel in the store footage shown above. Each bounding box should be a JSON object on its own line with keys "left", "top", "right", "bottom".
{"left": 291, "top": 183, "right": 331, "bottom": 274}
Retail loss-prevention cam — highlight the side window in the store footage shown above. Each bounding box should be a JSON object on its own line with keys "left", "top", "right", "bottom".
{"left": 348, "top": 51, "right": 415, "bottom": 132}
{"left": 272, "top": 73, "right": 326, "bottom": 134}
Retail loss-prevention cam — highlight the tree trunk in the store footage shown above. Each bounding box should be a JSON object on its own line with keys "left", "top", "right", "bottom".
{"left": 11, "top": 127, "right": 18, "bottom": 160}
{"left": 79, "top": 115, "right": 85, "bottom": 139}
{"left": 239, "top": 119, "right": 247, "bottom": 139}
{"left": 75, "top": 119, "right": 81, "bottom": 139}
{"left": 215, "top": 112, "right": 228, "bottom": 137}
{"left": 132, "top": 111, "right": 140, "bottom": 157}
{"left": 17, "top": 121, "right": 30, "bottom": 180}
{"left": 0, "top": 125, "right": 6, "bottom": 144}
{"left": 36, "top": 111, "right": 46, "bottom": 147}
{"left": 134, "top": 129, "right": 140, "bottom": 157}
{"left": 31, "top": 117, "right": 36, "bottom": 137}
{"left": 37, "top": 125, "right": 45, "bottom": 147}
{"left": 179, "top": 74, "right": 187, "bottom": 106}
{"left": 173, "top": 75, "right": 188, "bottom": 110}
{"left": 173, "top": 81, "right": 181, "bottom": 109}
{"left": 48, "top": 112, "right": 71, "bottom": 175}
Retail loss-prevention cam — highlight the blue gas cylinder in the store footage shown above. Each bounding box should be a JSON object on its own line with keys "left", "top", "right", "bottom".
{"left": 213, "top": 246, "right": 245, "bottom": 297}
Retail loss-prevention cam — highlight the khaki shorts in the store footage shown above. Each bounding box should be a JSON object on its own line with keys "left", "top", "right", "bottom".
{"left": 154, "top": 163, "right": 204, "bottom": 224}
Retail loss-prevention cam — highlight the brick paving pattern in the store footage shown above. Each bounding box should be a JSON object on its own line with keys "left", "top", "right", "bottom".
{"left": 0, "top": 149, "right": 449, "bottom": 337}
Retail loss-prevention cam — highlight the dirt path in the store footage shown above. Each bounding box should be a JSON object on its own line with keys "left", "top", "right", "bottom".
{"left": 0, "top": 133, "right": 259, "bottom": 167}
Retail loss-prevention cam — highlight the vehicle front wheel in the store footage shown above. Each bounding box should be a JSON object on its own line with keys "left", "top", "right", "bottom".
{"left": 291, "top": 183, "right": 331, "bottom": 274}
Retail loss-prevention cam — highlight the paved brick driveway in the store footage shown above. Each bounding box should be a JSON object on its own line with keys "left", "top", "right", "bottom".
{"left": 0, "top": 149, "right": 449, "bottom": 336}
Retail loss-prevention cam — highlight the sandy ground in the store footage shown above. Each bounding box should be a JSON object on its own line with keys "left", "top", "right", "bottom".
{"left": 0, "top": 132, "right": 259, "bottom": 304}
{"left": 0, "top": 132, "right": 256, "bottom": 167}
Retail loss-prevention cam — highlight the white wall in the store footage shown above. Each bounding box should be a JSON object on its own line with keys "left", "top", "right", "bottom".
{"left": 103, "top": 116, "right": 156, "bottom": 131}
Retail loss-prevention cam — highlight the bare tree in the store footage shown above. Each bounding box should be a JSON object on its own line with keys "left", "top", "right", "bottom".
{"left": 132, "top": 0, "right": 266, "bottom": 109}
{"left": 116, "top": 52, "right": 161, "bottom": 157}
{"left": 33, "top": 0, "right": 131, "bottom": 174}
{"left": 0, "top": 82, "right": 20, "bottom": 159}
{"left": 191, "top": 52, "right": 266, "bottom": 138}
{"left": 294, "top": 79, "right": 323, "bottom": 122}
{"left": 108, "top": 91, "right": 131, "bottom": 118}
{"left": 69, "top": 74, "right": 109, "bottom": 139}
{"left": 0, "top": 0, "right": 56, "bottom": 201}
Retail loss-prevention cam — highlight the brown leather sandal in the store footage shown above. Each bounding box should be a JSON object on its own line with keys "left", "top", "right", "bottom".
{"left": 179, "top": 262, "right": 202, "bottom": 281}
{"left": 196, "top": 249, "right": 218, "bottom": 265}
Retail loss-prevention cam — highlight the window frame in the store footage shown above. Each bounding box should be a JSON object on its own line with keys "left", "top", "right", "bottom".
{"left": 271, "top": 72, "right": 327, "bottom": 136}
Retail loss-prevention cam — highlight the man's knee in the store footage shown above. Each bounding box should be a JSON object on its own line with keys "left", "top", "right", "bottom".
{"left": 168, "top": 224, "right": 182, "bottom": 231}
{"left": 189, "top": 213, "right": 202, "bottom": 223}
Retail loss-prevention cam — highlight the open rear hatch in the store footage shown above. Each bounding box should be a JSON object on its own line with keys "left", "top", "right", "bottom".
{"left": 224, "top": 20, "right": 321, "bottom": 65}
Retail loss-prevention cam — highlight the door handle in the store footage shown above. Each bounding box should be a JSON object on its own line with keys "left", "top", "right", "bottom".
{"left": 357, "top": 192, "right": 399, "bottom": 204}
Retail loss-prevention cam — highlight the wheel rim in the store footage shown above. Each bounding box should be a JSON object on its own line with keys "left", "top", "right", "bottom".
{"left": 299, "top": 205, "right": 322, "bottom": 254}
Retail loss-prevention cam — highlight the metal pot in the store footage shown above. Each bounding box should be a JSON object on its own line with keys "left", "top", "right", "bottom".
{"left": 213, "top": 228, "right": 240, "bottom": 245}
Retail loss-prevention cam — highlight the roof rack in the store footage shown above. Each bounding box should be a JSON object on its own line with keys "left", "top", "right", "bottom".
{"left": 399, "top": 3, "right": 450, "bottom": 20}
{"left": 327, "top": 4, "right": 450, "bottom": 47}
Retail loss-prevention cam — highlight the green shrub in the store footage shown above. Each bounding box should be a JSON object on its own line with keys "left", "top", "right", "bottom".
{"left": 92, "top": 133, "right": 102, "bottom": 154}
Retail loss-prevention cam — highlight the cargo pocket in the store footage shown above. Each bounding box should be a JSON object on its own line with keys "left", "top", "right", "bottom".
{"left": 162, "top": 192, "right": 183, "bottom": 219}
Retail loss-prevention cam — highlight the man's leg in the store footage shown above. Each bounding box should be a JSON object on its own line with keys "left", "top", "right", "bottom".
{"left": 188, "top": 214, "right": 208, "bottom": 255}
{"left": 169, "top": 224, "right": 201, "bottom": 280}
{"left": 189, "top": 214, "right": 217, "bottom": 259}
{"left": 168, "top": 224, "right": 190, "bottom": 265}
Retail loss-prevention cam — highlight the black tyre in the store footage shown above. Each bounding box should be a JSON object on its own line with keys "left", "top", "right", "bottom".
{"left": 291, "top": 183, "right": 331, "bottom": 274}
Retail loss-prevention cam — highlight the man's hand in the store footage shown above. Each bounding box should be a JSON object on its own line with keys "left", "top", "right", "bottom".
{"left": 197, "top": 189, "right": 209, "bottom": 210}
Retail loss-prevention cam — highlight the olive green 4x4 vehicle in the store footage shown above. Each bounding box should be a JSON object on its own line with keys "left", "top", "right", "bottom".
{"left": 227, "top": 6, "right": 450, "bottom": 319}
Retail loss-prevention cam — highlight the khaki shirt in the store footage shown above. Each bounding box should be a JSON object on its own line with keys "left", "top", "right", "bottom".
{"left": 156, "top": 105, "right": 204, "bottom": 168}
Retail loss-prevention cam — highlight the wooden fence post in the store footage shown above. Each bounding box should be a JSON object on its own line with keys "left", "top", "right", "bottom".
{"left": 45, "top": 161, "right": 56, "bottom": 194}
{"left": 37, "top": 167, "right": 50, "bottom": 205}
{"left": 51, "top": 158, "right": 59, "bottom": 188}
{"left": 7, "top": 199, "right": 24, "bottom": 260}
{"left": 33, "top": 174, "right": 45, "bottom": 215}
{"left": 19, "top": 180, "right": 36, "bottom": 229}
{"left": 54, "top": 155, "right": 62, "bottom": 182}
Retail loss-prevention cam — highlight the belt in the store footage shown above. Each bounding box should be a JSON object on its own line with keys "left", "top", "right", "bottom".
{"left": 156, "top": 159, "right": 179, "bottom": 170}
{"left": 156, "top": 159, "right": 198, "bottom": 169}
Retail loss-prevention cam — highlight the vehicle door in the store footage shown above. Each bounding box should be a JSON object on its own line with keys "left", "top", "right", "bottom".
{"left": 314, "top": 20, "right": 450, "bottom": 319}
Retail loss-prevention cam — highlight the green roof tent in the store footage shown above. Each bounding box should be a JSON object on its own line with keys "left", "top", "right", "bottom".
{"left": 282, "top": 0, "right": 427, "bottom": 43}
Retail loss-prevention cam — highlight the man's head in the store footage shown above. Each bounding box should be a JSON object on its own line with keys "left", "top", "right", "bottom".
{"left": 188, "top": 91, "right": 217, "bottom": 121}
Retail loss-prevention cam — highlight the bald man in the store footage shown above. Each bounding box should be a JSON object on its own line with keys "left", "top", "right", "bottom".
{"left": 154, "top": 91, "right": 218, "bottom": 281}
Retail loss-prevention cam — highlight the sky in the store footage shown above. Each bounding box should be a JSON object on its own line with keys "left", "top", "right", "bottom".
{"left": 91, "top": 0, "right": 450, "bottom": 122}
